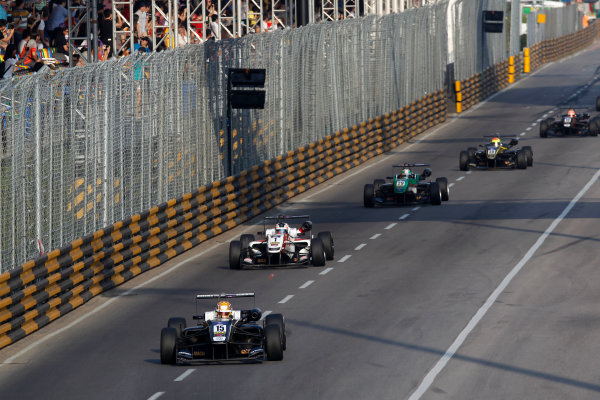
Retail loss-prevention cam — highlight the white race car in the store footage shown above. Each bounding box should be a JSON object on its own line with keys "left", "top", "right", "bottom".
{"left": 229, "top": 215, "right": 334, "bottom": 269}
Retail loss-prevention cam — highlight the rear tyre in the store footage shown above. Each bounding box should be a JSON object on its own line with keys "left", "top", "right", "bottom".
{"left": 516, "top": 151, "right": 527, "bottom": 169}
{"left": 160, "top": 327, "right": 177, "bottom": 365}
{"left": 229, "top": 240, "right": 242, "bottom": 270}
{"left": 459, "top": 151, "right": 469, "bottom": 171}
{"left": 373, "top": 179, "right": 385, "bottom": 191}
{"left": 590, "top": 118, "right": 598, "bottom": 137}
{"left": 317, "top": 231, "right": 334, "bottom": 260}
{"left": 167, "top": 317, "right": 186, "bottom": 338}
{"left": 436, "top": 177, "right": 449, "bottom": 201}
{"left": 363, "top": 184, "right": 375, "bottom": 208}
{"left": 596, "top": 96, "right": 600, "bottom": 112}
{"left": 265, "top": 314, "right": 286, "bottom": 351}
{"left": 429, "top": 182, "right": 442, "bottom": 205}
{"left": 522, "top": 146, "right": 533, "bottom": 166}
{"left": 540, "top": 120, "right": 548, "bottom": 138}
{"left": 311, "top": 237, "right": 326, "bottom": 267}
{"left": 265, "top": 324, "right": 284, "bottom": 361}
{"left": 240, "top": 234, "right": 255, "bottom": 250}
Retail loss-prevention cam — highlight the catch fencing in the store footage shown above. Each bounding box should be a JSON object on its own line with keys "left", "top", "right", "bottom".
{"left": 527, "top": 5, "right": 582, "bottom": 48}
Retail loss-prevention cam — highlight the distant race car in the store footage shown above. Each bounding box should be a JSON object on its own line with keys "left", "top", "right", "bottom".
{"left": 363, "top": 163, "right": 449, "bottom": 207}
{"left": 459, "top": 136, "right": 532, "bottom": 170}
{"left": 539, "top": 107, "right": 599, "bottom": 137}
{"left": 229, "top": 215, "right": 334, "bottom": 269}
{"left": 160, "top": 293, "right": 286, "bottom": 364}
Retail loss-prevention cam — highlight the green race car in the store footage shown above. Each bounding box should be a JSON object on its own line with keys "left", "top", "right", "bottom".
{"left": 363, "top": 164, "right": 449, "bottom": 207}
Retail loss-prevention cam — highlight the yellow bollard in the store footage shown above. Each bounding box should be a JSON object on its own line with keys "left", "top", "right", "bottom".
{"left": 508, "top": 56, "right": 515, "bottom": 83}
{"left": 454, "top": 81, "right": 462, "bottom": 113}
{"left": 523, "top": 48, "right": 530, "bottom": 73}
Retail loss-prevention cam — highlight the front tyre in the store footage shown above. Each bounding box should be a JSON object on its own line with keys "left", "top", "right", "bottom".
{"left": 373, "top": 179, "right": 385, "bottom": 191}
{"left": 311, "top": 237, "right": 326, "bottom": 267}
{"left": 522, "top": 146, "right": 533, "bottom": 166}
{"left": 265, "top": 324, "right": 284, "bottom": 361}
{"left": 240, "top": 234, "right": 255, "bottom": 249}
{"left": 363, "top": 184, "right": 375, "bottom": 208}
{"left": 436, "top": 177, "right": 449, "bottom": 201}
{"left": 516, "top": 151, "right": 527, "bottom": 169}
{"left": 429, "top": 182, "right": 442, "bottom": 205}
{"left": 160, "top": 327, "right": 177, "bottom": 365}
{"left": 229, "top": 240, "right": 242, "bottom": 270}
{"left": 265, "top": 314, "right": 286, "bottom": 350}
{"left": 167, "top": 317, "right": 187, "bottom": 338}
{"left": 317, "top": 231, "right": 334, "bottom": 260}
{"left": 459, "top": 151, "right": 469, "bottom": 171}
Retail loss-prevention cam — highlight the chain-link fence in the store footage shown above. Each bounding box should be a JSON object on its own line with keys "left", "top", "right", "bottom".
{"left": 527, "top": 4, "right": 581, "bottom": 48}
{"left": 0, "top": 0, "right": 536, "bottom": 272}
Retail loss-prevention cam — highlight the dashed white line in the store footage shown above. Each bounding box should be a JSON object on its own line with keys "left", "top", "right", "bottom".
{"left": 299, "top": 280, "right": 314, "bottom": 289}
{"left": 536, "top": 118, "right": 543, "bottom": 122}
{"left": 520, "top": 132, "right": 526, "bottom": 136}
{"left": 466, "top": 171, "right": 472, "bottom": 175}
{"left": 338, "top": 255, "right": 352, "bottom": 262}
{"left": 448, "top": 183, "right": 455, "bottom": 188}
{"left": 385, "top": 223, "right": 397, "bottom": 230}
{"left": 355, "top": 243, "right": 366, "bottom": 250}
{"left": 175, "top": 369, "right": 195, "bottom": 382}
{"left": 279, "top": 295, "right": 294, "bottom": 304}
{"left": 147, "top": 392, "right": 165, "bottom": 400}
{"left": 411, "top": 207, "right": 420, "bottom": 211}
{"left": 526, "top": 127, "right": 532, "bottom": 131}
{"left": 408, "top": 168, "right": 600, "bottom": 400}
{"left": 456, "top": 176, "right": 465, "bottom": 181}
{"left": 542, "top": 113, "right": 548, "bottom": 118}
{"left": 319, "top": 267, "right": 334, "bottom": 275}
{"left": 261, "top": 310, "right": 272, "bottom": 319}
{"left": 531, "top": 122, "right": 537, "bottom": 126}
{"left": 399, "top": 214, "right": 410, "bottom": 220}
{"left": 370, "top": 233, "right": 381, "bottom": 239}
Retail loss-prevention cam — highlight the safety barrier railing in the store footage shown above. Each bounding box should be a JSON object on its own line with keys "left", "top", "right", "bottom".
{"left": 0, "top": 91, "right": 446, "bottom": 349}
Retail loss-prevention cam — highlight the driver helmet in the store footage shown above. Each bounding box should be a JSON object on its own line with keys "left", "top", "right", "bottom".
{"left": 400, "top": 168, "right": 411, "bottom": 178}
{"left": 216, "top": 301, "right": 232, "bottom": 319}
{"left": 275, "top": 222, "right": 289, "bottom": 235}
{"left": 491, "top": 137, "right": 501, "bottom": 147}
{"left": 567, "top": 109, "right": 576, "bottom": 118}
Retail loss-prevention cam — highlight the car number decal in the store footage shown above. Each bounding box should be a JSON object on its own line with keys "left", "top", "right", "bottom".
{"left": 487, "top": 149, "right": 496, "bottom": 155}
{"left": 213, "top": 324, "right": 227, "bottom": 341}
{"left": 396, "top": 180, "right": 406, "bottom": 187}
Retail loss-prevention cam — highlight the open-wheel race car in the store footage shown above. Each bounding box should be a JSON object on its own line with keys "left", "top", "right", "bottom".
{"left": 229, "top": 215, "right": 334, "bottom": 269}
{"left": 539, "top": 107, "right": 599, "bottom": 137}
{"left": 459, "top": 136, "right": 533, "bottom": 170}
{"left": 160, "top": 293, "right": 286, "bottom": 364}
{"left": 363, "top": 163, "right": 449, "bottom": 207}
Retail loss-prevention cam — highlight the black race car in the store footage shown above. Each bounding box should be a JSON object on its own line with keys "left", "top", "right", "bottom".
{"left": 363, "top": 163, "right": 449, "bottom": 207}
{"left": 160, "top": 293, "right": 286, "bottom": 364}
{"left": 459, "top": 136, "right": 532, "bottom": 170}
{"left": 539, "top": 108, "right": 599, "bottom": 137}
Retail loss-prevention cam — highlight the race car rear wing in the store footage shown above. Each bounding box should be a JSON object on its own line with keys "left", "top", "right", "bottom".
{"left": 196, "top": 293, "right": 255, "bottom": 299}
{"left": 392, "top": 163, "right": 429, "bottom": 168}
{"left": 264, "top": 215, "right": 310, "bottom": 221}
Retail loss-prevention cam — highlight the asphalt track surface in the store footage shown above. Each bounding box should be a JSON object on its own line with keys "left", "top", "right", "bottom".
{"left": 2, "top": 42, "right": 600, "bottom": 400}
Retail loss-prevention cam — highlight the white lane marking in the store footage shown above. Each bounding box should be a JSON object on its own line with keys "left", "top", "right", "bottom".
{"left": 399, "top": 214, "right": 410, "bottom": 220}
{"left": 542, "top": 113, "right": 548, "bottom": 118}
{"left": 355, "top": 243, "right": 367, "bottom": 250}
{"left": 175, "top": 369, "right": 195, "bottom": 382}
{"left": 279, "top": 295, "right": 294, "bottom": 304}
{"left": 2, "top": 239, "right": 228, "bottom": 365}
{"left": 448, "top": 183, "right": 455, "bottom": 188}
{"left": 370, "top": 233, "right": 381, "bottom": 239}
{"left": 456, "top": 176, "right": 465, "bottom": 181}
{"left": 385, "top": 223, "right": 397, "bottom": 230}
{"left": 531, "top": 122, "right": 537, "bottom": 126}
{"left": 526, "top": 127, "right": 532, "bottom": 131}
{"left": 319, "top": 267, "right": 334, "bottom": 275}
{"left": 411, "top": 207, "right": 420, "bottom": 211}
{"left": 147, "top": 392, "right": 165, "bottom": 400}
{"left": 408, "top": 168, "right": 600, "bottom": 400}
{"left": 466, "top": 171, "right": 472, "bottom": 175}
{"left": 299, "top": 280, "right": 314, "bottom": 289}
{"left": 261, "top": 310, "right": 272, "bottom": 320}
{"left": 536, "top": 118, "right": 543, "bottom": 122}
{"left": 338, "top": 255, "right": 352, "bottom": 263}
{"left": 520, "top": 132, "right": 526, "bottom": 136}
